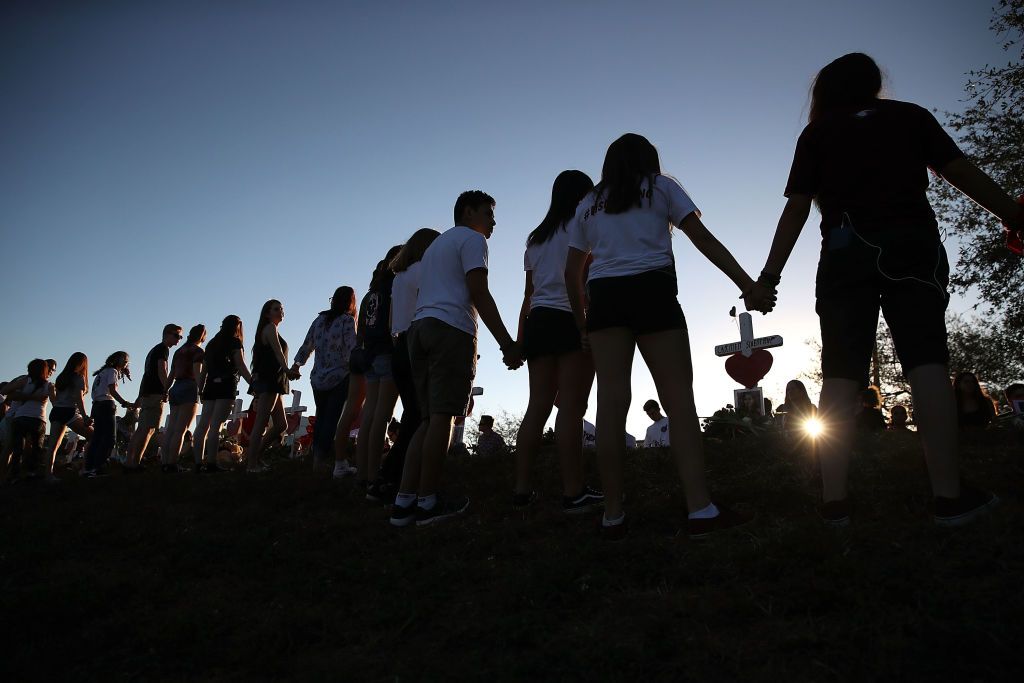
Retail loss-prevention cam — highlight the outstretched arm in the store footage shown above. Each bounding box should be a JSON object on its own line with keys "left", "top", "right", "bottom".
{"left": 939, "top": 158, "right": 1024, "bottom": 230}
{"left": 466, "top": 268, "right": 521, "bottom": 369}
{"left": 679, "top": 213, "right": 775, "bottom": 313}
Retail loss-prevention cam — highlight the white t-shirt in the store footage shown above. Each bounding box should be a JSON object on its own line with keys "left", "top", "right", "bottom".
{"left": 524, "top": 227, "right": 572, "bottom": 312}
{"left": 413, "top": 226, "right": 488, "bottom": 336}
{"left": 644, "top": 417, "right": 670, "bottom": 447}
{"left": 91, "top": 367, "right": 119, "bottom": 402}
{"left": 567, "top": 175, "right": 700, "bottom": 281}
{"left": 391, "top": 261, "right": 423, "bottom": 335}
{"left": 11, "top": 380, "right": 51, "bottom": 421}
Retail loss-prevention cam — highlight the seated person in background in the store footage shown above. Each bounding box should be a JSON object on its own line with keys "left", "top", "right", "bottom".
{"left": 855, "top": 386, "right": 887, "bottom": 432}
{"left": 889, "top": 404, "right": 911, "bottom": 431}
{"left": 642, "top": 399, "right": 669, "bottom": 447}
{"left": 475, "top": 414, "right": 508, "bottom": 457}
{"left": 954, "top": 372, "right": 997, "bottom": 430}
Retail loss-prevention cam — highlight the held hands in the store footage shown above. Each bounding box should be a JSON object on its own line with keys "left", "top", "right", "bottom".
{"left": 743, "top": 280, "right": 778, "bottom": 315}
{"left": 287, "top": 368, "right": 301, "bottom": 380}
{"left": 501, "top": 342, "right": 524, "bottom": 370}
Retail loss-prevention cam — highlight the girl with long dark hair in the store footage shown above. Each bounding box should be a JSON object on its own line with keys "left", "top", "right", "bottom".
{"left": 194, "top": 316, "right": 253, "bottom": 472}
{"left": 246, "top": 300, "right": 300, "bottom": 472}
{"left": 355, "top": 244, "right": 403, "bottom": 501}
{"left": 759, "top": 53, "right": 1023, "bottom": 525}
{"left": 44, "top": 352, "right": 94, "bottom": 477}
{"left": 514, "top": 170, "right": 603, "bottom": 513}
{"left": 85, "top": 351, "right": 132, "bottom": 477}
{"left": 379, "top": 228, "right": 441, "bottom": 495}
{"left": 291, "top": 286, "right": 358, "bottom": 474}
{"left": 953, "top": 372, "right": 997, "bottom": 430}
{"left": 565, "top": 133, "right": 769, "bottom": 539}
{"left": 162, "top": 324, "right": 207, "bottom": 473}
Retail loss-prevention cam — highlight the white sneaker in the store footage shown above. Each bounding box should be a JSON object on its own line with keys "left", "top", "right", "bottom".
{"left": 332, "top": 460, "right": 358, "bottom": 479}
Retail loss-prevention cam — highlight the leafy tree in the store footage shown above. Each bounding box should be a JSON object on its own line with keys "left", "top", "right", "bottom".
{"left": 947, "top": 313, "right": 1024, "bottom": 386}
{"left": 931, "top": 0, "right": 1024, "bottom": 346}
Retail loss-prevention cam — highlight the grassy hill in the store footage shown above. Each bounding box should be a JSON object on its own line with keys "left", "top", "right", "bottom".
{"left": 2, "top": 430, "right": 1021, "bottom": 682}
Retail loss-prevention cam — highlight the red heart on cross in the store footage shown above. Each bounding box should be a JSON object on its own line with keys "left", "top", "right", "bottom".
{"left": 725, "top": 349, "right": 774, "bottom": 388}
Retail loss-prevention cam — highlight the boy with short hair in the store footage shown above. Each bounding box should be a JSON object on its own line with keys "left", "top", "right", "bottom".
{"left": 390, "top": 190, "right": 522, "bottom": 526}
{"left": 125, "top": 324, "right": 181, "bottom": 471}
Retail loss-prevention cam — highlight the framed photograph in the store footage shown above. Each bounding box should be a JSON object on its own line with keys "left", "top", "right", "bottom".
{"left": 734, "top": 387, "right": 764, "bottom": 417}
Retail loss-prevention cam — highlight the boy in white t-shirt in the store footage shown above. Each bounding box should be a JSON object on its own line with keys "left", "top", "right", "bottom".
{"left": 643, "top": 399, "right": 670, "bottom": 447}
{"left": 390, "top": 190, "right": 522, "bottom": 527}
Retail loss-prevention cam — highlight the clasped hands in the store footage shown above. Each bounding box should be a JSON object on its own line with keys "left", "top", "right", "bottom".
{"left": 744, "top": 275, "right": 779, "bottom": 315}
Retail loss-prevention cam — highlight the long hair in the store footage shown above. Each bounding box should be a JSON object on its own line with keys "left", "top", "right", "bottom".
{"left": 94, "top": 351, "right": 130, "bottom": 381}
{"left": 809, "top": 53, "right": 883, "bottom": 123}
{"left": 55, "top": 352, "right": 88, "bottom": 392}
{"left": 594, "top": 133, "right": 661, "bottom": 215}
{"left": 390, "top": 228, "right": 441, "bottom": 273}
{"left": 527, "top": 171, "right": 595, "bottom": 246}
{"left": 253, "top": 299, "right": 281, "bottom": 353}
{"left": 321, "top": 286, "right": 357, "bottom": 322}
{"left": 186, "top": 324, "right": 206, "bottom": 345}
{"left": 216, "top": 315, "right": 244, "bottom": 344}
{"left": 369, "top": 245, "right": 403, "bottom": 290}
{"left": 954, "top": 372, "right": 996, "bottom": 415}
{"left": 784, "top": 380, "right": 814, "bottom": 418}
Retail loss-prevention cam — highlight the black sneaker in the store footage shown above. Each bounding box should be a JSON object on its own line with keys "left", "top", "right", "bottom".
{"left": 201, "top": 463, "right": 230, "bottom": 474}
{"left": 563, "top": 487, "right": 605, "bottom": 515}
{"left": 512, "top": 490, "right": 537, "bottom": 510}
{"left": 933, "top": 484, "right": 999, "bottom": 527}
{"left": 83, "top": 467, "right": 109, "bottom": 478}
{"left": 818, "top": 499, "right": 852, "bottom": 527}
{"left": 687, "top": 504, "right": 754, "bottom": 539}
{"left": 389, "top": 503, "right": 417, "bottom": 527}
{"left": 161, "top": 464, "right": 184, "bottom": 474}
{"left": 415, "top": 496, "right": 470, "bottom": 527}
{"left": 366, "top": 480, "right": 393, "bottom": 504}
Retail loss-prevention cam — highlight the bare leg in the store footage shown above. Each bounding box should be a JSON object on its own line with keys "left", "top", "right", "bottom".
{"left": 43, "top": 424, "right": 68, "bottom": 476}
{"left": 126, "top": 424, "right": 156, "bottom": 468}
{"left": 163, "top": 402, "right": 199, "bottom": 467}
{"left": 366, "top": 379, "right": 399, "bottom": 481}
{"left": 202, "top": 399, "right": 234, "bottom": 464}
{"left": 588, "top": 327, "right": 636, "bottom": 520}
{"left": 514, "top": 356, "right": 557, "bottom": 496}
{"left": 817, "top": 377, "right": 859, "bottom": 503}
{"left": 555, "top": 349, "right": 595, "bottom": 497}
{"left": 417, "top": 414, "right": 455, "bottom": 497}
{"left": 398, "top": 420, "right": 428, "bottom": 494}
{"left": 637, "top": 329, "right": 711, "bottom": 513}
{"left": 907, "top": 363, "right": 960, "bottom": 498}
{"left": 355, "top": 380, "right": 381, "bottom": 480}
{"left": 246, "top": 393, "right": 278, "bottom": 470}
{"left": 192, "top": 400, "right": 216, "bottom": 465}
{"left": 334, "top": 374, "right": 365, "bottom": 464}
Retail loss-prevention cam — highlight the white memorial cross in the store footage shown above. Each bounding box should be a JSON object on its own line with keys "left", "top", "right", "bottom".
{"left": 714, "top": 312, "right": 783, "bottom": 358}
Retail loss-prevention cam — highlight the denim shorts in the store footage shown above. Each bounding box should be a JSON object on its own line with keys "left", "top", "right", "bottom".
{"left": 168, "top": 379, "right": 199, "bottom": 406}
{"left": 365, "top": 353, "right": 393, "bottom": 382}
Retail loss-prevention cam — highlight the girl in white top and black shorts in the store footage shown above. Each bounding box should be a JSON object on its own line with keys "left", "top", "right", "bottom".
{"left": 514, "top": 170, "right": 603, "bottom": 514}
{"left": 44, "top": 352, "right": 94, "bottom": 477}
{"left": 6, "top": 358, "right": 54, "bottom": 480}
{"left": 565, "top": 133, "right": 772, "bottom": 539}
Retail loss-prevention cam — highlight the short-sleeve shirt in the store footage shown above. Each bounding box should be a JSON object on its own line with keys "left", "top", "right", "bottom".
{"left": 54, "top": 374, "right": 86, "bottom": 408}
{"left": 171, "top": 344, "right": 205, "bottom": 381}
{"left": 413, "top": 226, "right": 489, "bottom": 336}
{"left": 91, "top": 367, "right": 119, "bottom": 402}
{"left": 359, "top": 274, "right": 395, "bottom": 355}
{"left": 567, "top": 175, "right": 700, "bottom": 282}
{"left": 784, "top": 99, "right": 964, "bottom": 232}
{"left": 644, "top": 417, "right": 670, "bottom": 447}
{"left": 293, "top": 313, "right": 357, "bottom": 391}
{"left": 204, "top": 335, "right": 243, "bottom": 383}
{"left": 140, "top": 343, "right": 169, "bottom": 396}
{"left": 391, "top": 261, "right": 423, "bottom": 335}
{"left": 524, "top": 227, "right": 572, "bottom": 312}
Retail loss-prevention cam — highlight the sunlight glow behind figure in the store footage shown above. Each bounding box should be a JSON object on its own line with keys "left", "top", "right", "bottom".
{"left": 802, "top": 417, "right": 824, "bottom": 439}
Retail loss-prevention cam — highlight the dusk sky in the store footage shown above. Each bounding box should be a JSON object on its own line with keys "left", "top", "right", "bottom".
{"left": 1, "top": 0, "right": 1008, "bottom": 436}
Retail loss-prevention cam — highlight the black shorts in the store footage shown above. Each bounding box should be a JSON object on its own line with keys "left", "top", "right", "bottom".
{"left": 202, "top": 375, "right": 238, "bottom": 401}
{"left": 815, "top": 229, "right": 950, "bottom": 386}
{"left": 586, "top": 268, "right": 687, "bottom": 334}
{"left": 523, "top": 307, "right": 582, "bottom": 360}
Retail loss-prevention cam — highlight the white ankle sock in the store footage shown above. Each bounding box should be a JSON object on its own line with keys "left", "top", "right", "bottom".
{"left": 688, "top": 503, "right": 720, "bottom": 520}
{"left": 395, "top": 492, "right": 417, "bottom": 508}
{"left": 602, "top": 512, "right": 625, "bottom": 527}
